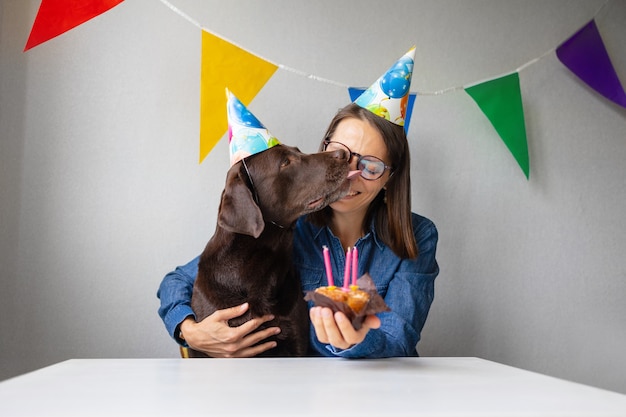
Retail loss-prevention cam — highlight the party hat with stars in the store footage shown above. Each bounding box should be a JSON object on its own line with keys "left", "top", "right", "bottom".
{"left": 353, "top": 46, "right": 416, "bottom": 127}
{"left": 226, "top": 89, "right": 280, "bottom": 166}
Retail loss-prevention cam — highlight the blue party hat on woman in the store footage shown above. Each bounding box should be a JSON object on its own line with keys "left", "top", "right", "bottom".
{"left": 353, "top": 47, "right": 415, "bottom": 127}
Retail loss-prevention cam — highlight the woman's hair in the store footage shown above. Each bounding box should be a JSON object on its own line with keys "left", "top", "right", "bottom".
{"left": 307, "top": 103, "right": 418, "bottom": 259}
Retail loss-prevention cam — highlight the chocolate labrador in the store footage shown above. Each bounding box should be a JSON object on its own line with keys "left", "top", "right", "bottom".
{"left": 189, "top": 144, "right": 351, "bottom": 357}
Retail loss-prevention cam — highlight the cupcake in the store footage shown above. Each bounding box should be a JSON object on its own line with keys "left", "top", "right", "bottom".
{"left": 304, "top": 273, "right": 390, "bottom": 329}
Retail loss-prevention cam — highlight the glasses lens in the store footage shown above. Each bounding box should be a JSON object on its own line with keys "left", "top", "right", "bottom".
{"left": 324, "top": 141, "right": 389, "bottom": 180}
{"left": 358, "top": 157, "right": 386, "bottom": 180}
{"left": 325, "top": 141, "right": 346, "bottom": 152}
{"left": 324, "top": 141, "right": 351, "bottom": 161}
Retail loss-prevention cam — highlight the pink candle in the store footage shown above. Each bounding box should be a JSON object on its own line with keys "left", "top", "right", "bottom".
{"left": 351, "top": 246, "right": 358, "bottom": 286}
{"left": 322, "top": 245, "right": 334, "bottom": 287}
{"left": 343, "top": 247, "right": 352, "bottom": 289}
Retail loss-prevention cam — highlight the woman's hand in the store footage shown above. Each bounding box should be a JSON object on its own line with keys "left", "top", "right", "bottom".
{"left": 180, "top": 303, "right": 280, "bottom": 357}
{"left": 309, "top": 306, "right": 380, "bottom": 350}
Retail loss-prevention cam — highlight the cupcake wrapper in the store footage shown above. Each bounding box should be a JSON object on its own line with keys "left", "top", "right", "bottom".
{"left": 304, "top": 273, "right": 391, "bottom": 330}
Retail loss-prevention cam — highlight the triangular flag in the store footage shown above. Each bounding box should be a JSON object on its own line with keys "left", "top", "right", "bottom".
{"left": 348, "top": 87, "right": 417, "bottom": 134}
{"left": 556, "top": 19, "right": 626, "bottom": 108}
{"left": 199, "top": 31, "right": 278, "bottom": 164}
{"left": 465, "top": 72, "right": 529, "bottom": 179}
{"left": 24, "top": 0, "right": 124, "bottom": 51}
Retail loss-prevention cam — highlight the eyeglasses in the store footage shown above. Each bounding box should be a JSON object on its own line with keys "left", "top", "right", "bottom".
{"left": 323, "top": 140, "right": 393, "bottom": 181}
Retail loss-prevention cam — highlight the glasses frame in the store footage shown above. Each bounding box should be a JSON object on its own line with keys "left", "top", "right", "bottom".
{"left": 323, "top": 139, "right": 393, "bottom": 181}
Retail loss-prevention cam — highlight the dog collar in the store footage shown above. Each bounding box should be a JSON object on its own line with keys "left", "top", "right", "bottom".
{"left": 241, "top": 157, "right": 288, "bottom": 230}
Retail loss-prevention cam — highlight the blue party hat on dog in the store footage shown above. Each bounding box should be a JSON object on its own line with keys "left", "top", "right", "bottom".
{"left": 226, "top": 89, "right": 280, "bottom": 166}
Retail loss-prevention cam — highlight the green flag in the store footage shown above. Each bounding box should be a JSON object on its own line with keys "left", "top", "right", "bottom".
{"left": 465, "top": 72, "right": 529, "bottom": 179}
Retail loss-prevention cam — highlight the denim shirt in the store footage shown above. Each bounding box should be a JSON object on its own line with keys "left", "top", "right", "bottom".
{"left": 157, "top": 212, "right": 439, "bottom": 358}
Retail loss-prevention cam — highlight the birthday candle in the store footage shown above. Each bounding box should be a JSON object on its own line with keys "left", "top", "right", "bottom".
{"left": 343, "top": 247, "right": 352, "bottom": 289}
{"left": 322, "top": 245, "right": 334, "bottom": 287}
{"left": 351, "top": 246, "right": 358, "bottom": 286}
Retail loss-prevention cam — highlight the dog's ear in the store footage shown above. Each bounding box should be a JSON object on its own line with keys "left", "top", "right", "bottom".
{"left": 218, "top": 164, "right": 265, "bottom": 238}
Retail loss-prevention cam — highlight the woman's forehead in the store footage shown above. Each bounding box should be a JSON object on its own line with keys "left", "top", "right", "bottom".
{"left": 332, "top": 118, "right": 388, "bottom": 157}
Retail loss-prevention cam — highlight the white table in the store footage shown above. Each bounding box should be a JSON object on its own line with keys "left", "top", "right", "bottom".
{"left": 1, "top": 357, "right": 625, "bottom": 416}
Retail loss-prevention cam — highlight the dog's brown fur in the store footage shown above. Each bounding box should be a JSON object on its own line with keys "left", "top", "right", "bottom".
{"left": 189, "top": 145, "right": 350, "bottom": 357}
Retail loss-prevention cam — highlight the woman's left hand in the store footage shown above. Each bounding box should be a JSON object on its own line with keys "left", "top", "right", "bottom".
{"left": 309, "top": 306, "right": 381, "bottom": 350}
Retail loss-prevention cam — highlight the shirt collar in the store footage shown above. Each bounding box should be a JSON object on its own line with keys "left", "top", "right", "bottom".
{"left": 311, "top": 218, "right": 386, "bottom": 251}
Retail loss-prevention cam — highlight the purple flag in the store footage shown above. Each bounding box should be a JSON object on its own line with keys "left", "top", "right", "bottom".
{"left": 556, "top": 19, "right": 626, "bottom": 108}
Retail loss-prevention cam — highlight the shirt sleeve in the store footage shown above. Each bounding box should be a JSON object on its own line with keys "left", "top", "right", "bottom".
{"left": 311, "top": 215, "right": 439, "bottom": 358}
{"left": 156, "top": 256, "right": 200, "bottom": 346}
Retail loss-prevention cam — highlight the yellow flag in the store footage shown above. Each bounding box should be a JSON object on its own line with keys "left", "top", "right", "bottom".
{"left": 199, "top": 31, "right": 278, "bottom": 163}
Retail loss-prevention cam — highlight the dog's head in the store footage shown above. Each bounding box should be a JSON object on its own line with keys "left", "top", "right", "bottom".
{"left": 218, "top": 144, "right": 351, "bottom": 238}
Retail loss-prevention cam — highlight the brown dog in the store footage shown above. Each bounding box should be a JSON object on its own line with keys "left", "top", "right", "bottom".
{"left": 189, "top": 144, "right": 351, "bottom": 357}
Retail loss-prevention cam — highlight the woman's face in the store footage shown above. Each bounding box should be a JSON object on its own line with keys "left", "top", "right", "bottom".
{"left": 327, "top": 117, "right": 392, "bottom": 217}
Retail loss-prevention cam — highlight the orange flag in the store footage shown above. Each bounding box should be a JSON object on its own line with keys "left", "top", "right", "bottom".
{"left": 24, "top": 0, "right": 124, "bottom": 51}
{"left": 199, "top": 30, "right": 278, "bottom": 163}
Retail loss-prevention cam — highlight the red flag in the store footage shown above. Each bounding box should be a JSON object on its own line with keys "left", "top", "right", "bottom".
{"left": 24, "top": 0, "right": 124, "bottom": 51}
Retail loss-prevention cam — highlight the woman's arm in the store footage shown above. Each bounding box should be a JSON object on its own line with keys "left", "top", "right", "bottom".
{"left": 156, "top": 256, "right": 279, "bottom": 357}
{"left": 179, "top": 305, "right": 280, "bottom": 357}
{"left": 157, "top": 257, "right": 199, "bottom": 344}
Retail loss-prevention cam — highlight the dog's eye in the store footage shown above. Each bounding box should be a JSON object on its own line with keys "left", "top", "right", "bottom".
{"left": 280, "top": 158, "right": 290, "bottom": 167}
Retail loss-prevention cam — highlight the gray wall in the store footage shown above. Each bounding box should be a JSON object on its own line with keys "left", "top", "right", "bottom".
{"left": 2, "top": 0, "right": 625, "bottom": 394}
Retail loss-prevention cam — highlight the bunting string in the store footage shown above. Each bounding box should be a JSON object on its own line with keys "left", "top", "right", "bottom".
{"left": 158, "top": 0, "right": 202, "bottom": 30}
{"left": 157, "top": 0, "right": 348, "bottom": 89}
{"left": 158, "top": 0, "right": 610, "bottom": 95}
{"left": 155, "top": 0, "right": 621, "bottom": 176}
{"left": 24, "top": 0, "right": 624, "bottom": 176}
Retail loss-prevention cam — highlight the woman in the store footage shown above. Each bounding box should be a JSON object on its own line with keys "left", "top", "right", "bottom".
{"left": 157, "top": 47, "right": 439, "bottom": 357}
